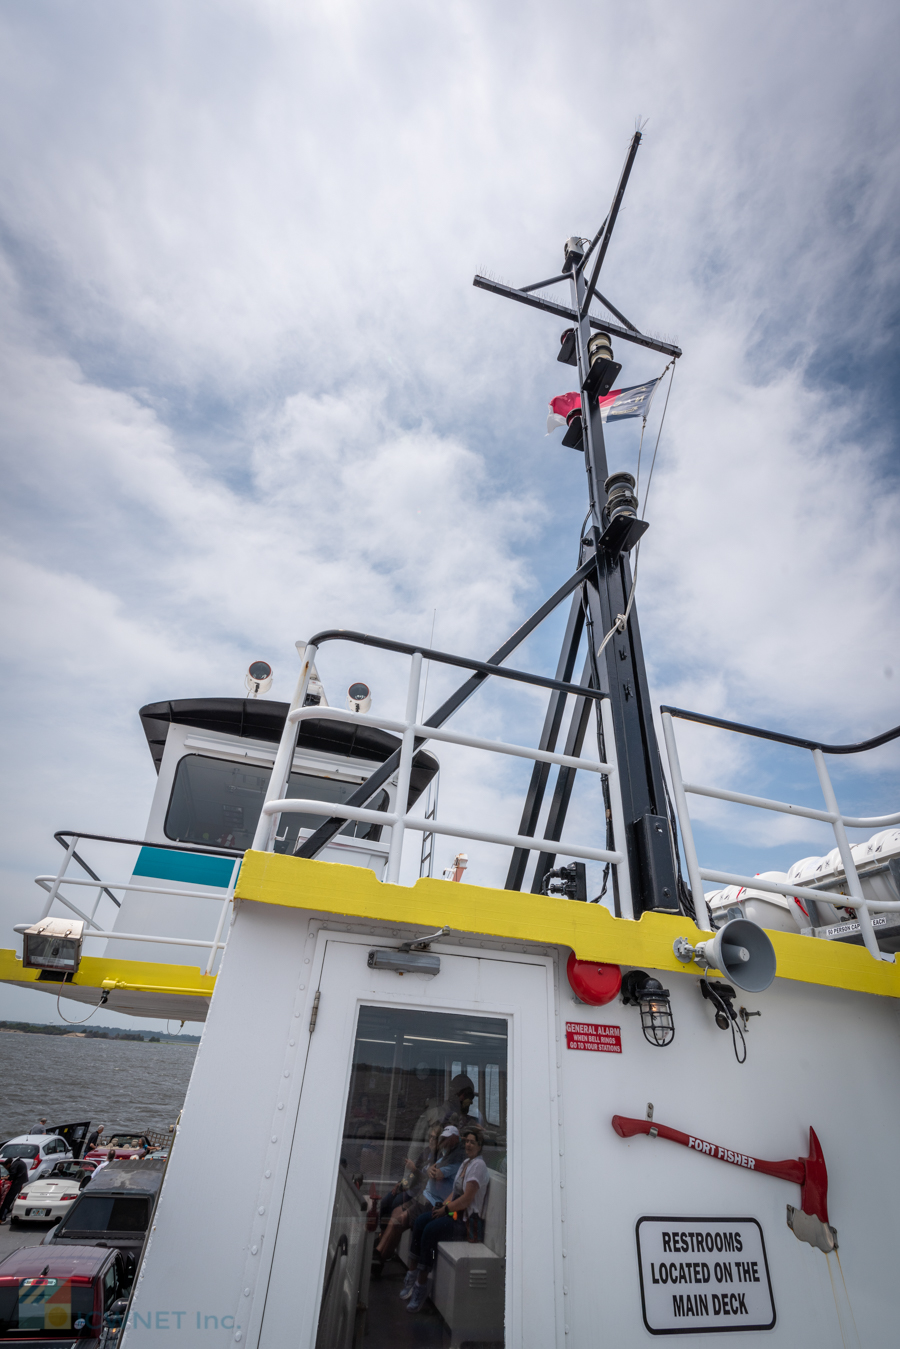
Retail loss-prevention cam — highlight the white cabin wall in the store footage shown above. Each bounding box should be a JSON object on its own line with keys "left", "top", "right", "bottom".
{"left": 127, "top": 897, "right": 318, "bottom": 1345}
{"left": 555, "top": 958, "right": 900, "bottom": 1347}
{"left": 144, "top": 723, "right": 192, "bottom": 843}
{"left": 124, "top": 896, "right": 900, "bottom": 1349}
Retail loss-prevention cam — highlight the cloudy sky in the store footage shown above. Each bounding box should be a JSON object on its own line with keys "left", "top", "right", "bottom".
{"left": 1, "top": 0, "right": 898, "bottom": 1028}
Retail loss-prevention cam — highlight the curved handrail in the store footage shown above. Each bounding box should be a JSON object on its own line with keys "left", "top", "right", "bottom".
{"left": 659, "top": 706, "right": 900, "bottom": 756}
{"left": 306, "top": 628, "right": 607, "bottom": 701}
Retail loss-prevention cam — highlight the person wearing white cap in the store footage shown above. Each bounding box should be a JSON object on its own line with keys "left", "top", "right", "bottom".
{"left": 403, "top": 1126, "right": 488, "bottom": 1313}
{"left": 397, "top": 1126, "right": 464, "bottom": 1301}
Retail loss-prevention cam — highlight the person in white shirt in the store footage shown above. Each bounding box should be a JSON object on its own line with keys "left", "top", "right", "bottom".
{"left": 402, "top": 1127, "right": 490, "bottom": 1313}
{"left": 92, "top": 1147, "right": 117, "bottom": 1176}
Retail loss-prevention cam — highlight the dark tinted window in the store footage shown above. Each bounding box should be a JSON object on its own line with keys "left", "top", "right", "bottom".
{"left": 165, "top": 755, "right": 389, "bottom": 849}
{"left": 0, "top": 1146, "right": 38, "bottom": 1160}
{"left": 60, "top": 1196, "right": 150, "bottom": 1235}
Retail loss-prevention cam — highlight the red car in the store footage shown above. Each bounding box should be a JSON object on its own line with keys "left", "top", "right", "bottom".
{"left": 0, "top": 1164, "right": 9, "bottom": 1216}
{"left": 0, "top": 1244, "right": 128, "bottom": 1345}
{"left": 81, "top": 1135, "right": 149, "bottom": 1165}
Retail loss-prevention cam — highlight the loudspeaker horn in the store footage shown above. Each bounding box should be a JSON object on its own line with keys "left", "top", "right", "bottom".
{"left": 695, "top": 918, "right": 776, "bottom": 992}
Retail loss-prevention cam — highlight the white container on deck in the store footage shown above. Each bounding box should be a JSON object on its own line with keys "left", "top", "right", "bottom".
{"left": 708, "top": 871, "right": 805, "bottom": 933}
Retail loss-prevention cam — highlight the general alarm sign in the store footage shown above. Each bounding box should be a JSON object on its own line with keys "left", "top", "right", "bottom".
{"left": 636, "top": 1217, "right": 775, "bottom": 1334}
{"left": 565, "top": 1022, "right": 621, "bottom": 1052}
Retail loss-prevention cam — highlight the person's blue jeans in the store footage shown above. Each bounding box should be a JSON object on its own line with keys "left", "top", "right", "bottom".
{"left": 409, "top": 1209, "right": 466, "bottom": 1270}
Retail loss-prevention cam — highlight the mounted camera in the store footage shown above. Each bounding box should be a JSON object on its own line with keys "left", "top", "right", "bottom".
{"left": 245, "top": 660, "right": 273, "bottom": 697}
{"left": 347, "top": 681, "right": 372, "bottom": 713}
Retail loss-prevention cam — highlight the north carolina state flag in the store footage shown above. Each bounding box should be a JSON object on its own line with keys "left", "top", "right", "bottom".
{"left": 547, "top": 378, "right": 662, "bottom": 434}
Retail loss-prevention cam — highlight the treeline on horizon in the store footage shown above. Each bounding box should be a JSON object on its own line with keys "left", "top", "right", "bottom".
{"left": 0, "top": 1019, "right": 200, "bottom": 1043}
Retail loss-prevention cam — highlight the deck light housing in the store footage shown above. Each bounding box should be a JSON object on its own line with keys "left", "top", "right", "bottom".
{"left": 22, "top": 917, "right": 84, "bottom": 975}
{"left": 622, "top": 969, "right": 675, "bottom": 1046}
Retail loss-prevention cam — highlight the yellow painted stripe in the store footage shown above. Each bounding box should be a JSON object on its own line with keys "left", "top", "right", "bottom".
{"left": 236, "top": 850, "right": 900, "bottom": 999}
{"left": 0, "top": 949, "right": 214, "bottom": 998}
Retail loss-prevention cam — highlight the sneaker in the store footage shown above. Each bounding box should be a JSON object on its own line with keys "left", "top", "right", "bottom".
{"left": 399, "top": 1270, "right": 417, "bottom": 1300}
{"left": 406, "top": 1283, "right": 428, "bottom": 1313}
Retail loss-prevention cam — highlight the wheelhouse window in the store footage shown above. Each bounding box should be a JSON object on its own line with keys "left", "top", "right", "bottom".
{"left": 164, "top": 754, "right": 389, "bottom": 851}
{"left": 316, "top": 1006, "right": 507, "bottom": 1348}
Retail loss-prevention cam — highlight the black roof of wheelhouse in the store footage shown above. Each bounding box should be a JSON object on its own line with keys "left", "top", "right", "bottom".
{"left": 139, "top": 697, "right": 439, "bottom": 802}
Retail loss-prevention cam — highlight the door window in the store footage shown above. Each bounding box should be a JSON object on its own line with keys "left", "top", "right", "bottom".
{"left": 315, "top": 1005, "right": 507, "bottom": 1348}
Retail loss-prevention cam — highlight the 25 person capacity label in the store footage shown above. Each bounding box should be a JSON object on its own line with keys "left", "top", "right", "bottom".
{"left": 635, "top": 1217, "right": 775, "bottom": 1334}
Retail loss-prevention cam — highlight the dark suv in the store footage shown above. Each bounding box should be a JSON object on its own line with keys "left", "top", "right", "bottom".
{"left": 0, "top": 1244, "right": 127, "bottom": 1346}
{"left": 46, "top": 1162, "right": 164, "bottom": 1281}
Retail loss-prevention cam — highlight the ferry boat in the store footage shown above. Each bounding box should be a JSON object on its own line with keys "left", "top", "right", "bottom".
{"left": 2, "top": 132, "right": 899, "bottom": 1347}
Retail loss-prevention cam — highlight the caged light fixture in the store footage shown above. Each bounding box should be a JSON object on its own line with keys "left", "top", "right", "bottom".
{"left": 621, "top": 970, "right": 675, "bottom": 1047}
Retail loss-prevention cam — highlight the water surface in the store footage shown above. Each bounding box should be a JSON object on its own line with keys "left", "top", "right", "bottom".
{"left": 0, "top": 1031, "right": 198, "bottom": 1139}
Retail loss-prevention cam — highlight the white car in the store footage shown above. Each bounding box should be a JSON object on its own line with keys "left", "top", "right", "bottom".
{"left": 0, "top": 1133, "right": 73, "bottom": 1182}
{"left": 9, "top": 1158, "right": 95, "bottom": 1225}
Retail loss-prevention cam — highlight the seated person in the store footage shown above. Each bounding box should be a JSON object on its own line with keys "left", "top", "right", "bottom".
{"left": 378, "top": 1123, "right": 440, "bottom": 1224}
{"left": 400, "top": 1127, "right": 490, "bottom": 1313}
{"left": 374, "top": 1125, "right": 462, "bottom": 1269}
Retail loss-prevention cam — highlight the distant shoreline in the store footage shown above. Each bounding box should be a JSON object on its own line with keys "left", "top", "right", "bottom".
{"left": 0, "top": 1019, "right": 200, "bottom": 1044}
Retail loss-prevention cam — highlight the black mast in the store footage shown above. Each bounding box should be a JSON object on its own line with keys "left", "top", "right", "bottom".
{"left": 484, "top": 131, "right": 684, "bottom": 915}
{"left": 296, "top": 133, "right": 685, "bottom": 917}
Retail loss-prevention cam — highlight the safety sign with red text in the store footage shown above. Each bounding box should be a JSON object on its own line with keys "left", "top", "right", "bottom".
{"left": 636, "top": 1217, "right": 775, "bottom": 1334}
{"left": 565, "top": 1022, "right": 622, "bottom": 1053}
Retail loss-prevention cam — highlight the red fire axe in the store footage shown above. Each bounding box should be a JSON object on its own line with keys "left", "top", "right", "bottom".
{"left": 612, "top": 1114, "right": 836, "bottom": 1252}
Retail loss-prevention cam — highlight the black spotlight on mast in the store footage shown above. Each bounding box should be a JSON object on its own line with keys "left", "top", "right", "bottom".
{"left": 473, "top": 129, "right": 685, "bottom": 918}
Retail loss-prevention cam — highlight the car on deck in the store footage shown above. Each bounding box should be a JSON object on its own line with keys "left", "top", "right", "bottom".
{"left": 0, "top": 1244, "right": 128, "bottom": 1345}
{"left": 9, "top": 1162, "right": 98, "bottom": 1228}
{"left": 0, "top": 1138, "right": 73, "bottom": 1183}
{"left": 46, "top": 1162, "right": 164, "bottom": 1283}
{"left": 80, "top": 1136, "right": 148, "bottom": 1165}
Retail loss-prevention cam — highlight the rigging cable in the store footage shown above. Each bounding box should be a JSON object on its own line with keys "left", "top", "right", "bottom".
{"left": 594, "top": 358, "right": 677, "bottom": 661}
{"left": 56, "top": 994, "right": 100, "bottom": 1026}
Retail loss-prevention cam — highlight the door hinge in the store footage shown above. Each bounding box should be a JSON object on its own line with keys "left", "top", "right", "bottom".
{"left": 309, "top": 990, "right": 321, "bottom": 1032}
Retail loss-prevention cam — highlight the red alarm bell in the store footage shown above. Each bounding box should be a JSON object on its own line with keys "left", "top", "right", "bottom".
{"left": 566, "top": 952, "right": 622, "bottom": 1005}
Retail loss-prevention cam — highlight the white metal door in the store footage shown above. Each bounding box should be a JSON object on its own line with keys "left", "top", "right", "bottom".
{"left": 253, "top": 934, "right": 561, "bottom": 1349}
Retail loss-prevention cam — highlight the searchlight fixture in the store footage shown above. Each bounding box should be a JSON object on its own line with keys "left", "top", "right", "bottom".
{"left": 22, "top": 917, "right": 84, "bottom": 976}
{"left": 621, "top": 970, "right": 675, "bottom": 1047}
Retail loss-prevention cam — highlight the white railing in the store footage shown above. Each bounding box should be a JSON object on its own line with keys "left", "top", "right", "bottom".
{"left": 661, "top": 709, "right": 900, "bottom": 962}
{"left": 29, "top": 833, "right": 239, "bottom": 976}
{"left": 254, "top": 641, "right": 635, "bottom": 912}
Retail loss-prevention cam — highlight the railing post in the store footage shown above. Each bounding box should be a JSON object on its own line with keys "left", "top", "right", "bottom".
{"left": 661, "top": 713, "right": 706, "bottom": 925}
{"left": 39, "top": 835, "right": 79, "bottom": 920}
{"left": 386, "top": 652, "right": 422, "bottom": 885}
{"left": 812, "top": 748, "right": 886, "bottom": 961}
{"left": 601, "top": 698, "right": 634, "bottom": 919}
{"left": 204, "top": 862, "right": 239, "bottom": 976}
{"left": 251, "top": 644, "right": 318, "bottom": 852}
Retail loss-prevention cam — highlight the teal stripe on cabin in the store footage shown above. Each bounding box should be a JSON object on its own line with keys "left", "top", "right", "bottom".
{"left": 133, "top": 847, "right": 236, "bottom": 889}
